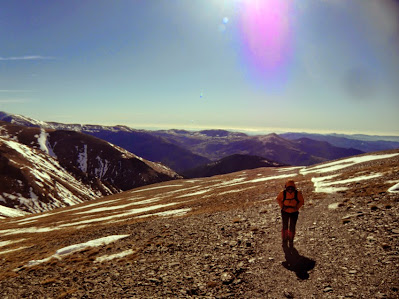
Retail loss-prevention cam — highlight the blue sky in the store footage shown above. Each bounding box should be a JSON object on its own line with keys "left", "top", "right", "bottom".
{"left": 1, "top": 0, "right": 398, "bottom": 135}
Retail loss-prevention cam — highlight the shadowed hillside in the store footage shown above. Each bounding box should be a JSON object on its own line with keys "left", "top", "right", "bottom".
{"left": 151, "top": 130, "right": 364, "bottom": 166}
{"left": 181, "top": 154, "right": 285, "bottom": 178}
{"left": 0, "top": 121, "right": 179, "bottom": 215}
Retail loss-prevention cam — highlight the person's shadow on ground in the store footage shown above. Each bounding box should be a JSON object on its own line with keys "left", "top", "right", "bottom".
{"left": 282, "top": 246, "right": 316, "bottom": 280}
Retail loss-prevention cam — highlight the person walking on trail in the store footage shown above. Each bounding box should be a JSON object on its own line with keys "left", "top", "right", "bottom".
{"left": 276, "top": 180, "right": 304, "bottom": 249}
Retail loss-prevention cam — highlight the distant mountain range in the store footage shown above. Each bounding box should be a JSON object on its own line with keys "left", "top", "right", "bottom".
{"left": 0, "top": 111, "right": 366, "bottom": 169}
{"left": 2, "top": 111, "right": 397, "bottom": 174}
{"left": 150, "top": 129, "right": 364, "bottom": 166}
{"left": 0, "top": 121, "right": 179, "bottom": 216}
{"left": 0, "top": 112, "right": 209, "bottom": 173}
{"left": 280, "top": 132, "right": 399, "bottom": 153}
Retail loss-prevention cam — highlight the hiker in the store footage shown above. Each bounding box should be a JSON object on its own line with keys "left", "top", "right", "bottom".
{"left": 276, "top": 180, "right": 304, "bottom": 249}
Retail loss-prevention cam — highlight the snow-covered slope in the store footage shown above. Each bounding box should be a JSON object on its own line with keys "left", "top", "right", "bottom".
{"left": 0, "top": 121, "right": 180, "bottom": 217}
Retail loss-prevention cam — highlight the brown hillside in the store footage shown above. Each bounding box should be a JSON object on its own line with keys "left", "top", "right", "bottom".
{"left": 0, "top": 150, "right": 398, "bottom": 298}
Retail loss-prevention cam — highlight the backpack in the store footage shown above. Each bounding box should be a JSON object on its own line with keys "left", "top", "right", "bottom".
{"left": 282, "top": 190, "right": 299, "bottom": 210}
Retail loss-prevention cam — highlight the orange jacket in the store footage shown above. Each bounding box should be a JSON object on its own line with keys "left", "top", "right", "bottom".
{"left": 276, "top": 189, "right": 304, "bottom": 213}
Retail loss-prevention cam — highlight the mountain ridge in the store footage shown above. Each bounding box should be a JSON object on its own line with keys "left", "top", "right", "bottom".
{"left": 281, "top": 132, "right": 399, "bottom": 152}
{"left": 0, "top": 121, "right": 180, "bottom": 216}
{"left": 0, "top": 111, "right": 210, "bottom": 173}
{"left": 0, "top": 112, "right": 374, "bottom": 171}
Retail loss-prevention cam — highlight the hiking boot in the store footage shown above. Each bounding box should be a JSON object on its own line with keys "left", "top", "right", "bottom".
{"left": 288, "top": 230, "right": 295, "bottom": 248}
{"left": 282, "top": 239, "right": 288, "bottom": 248}
{"left": 282, "top": 229, "right": 289, "bottom": 248}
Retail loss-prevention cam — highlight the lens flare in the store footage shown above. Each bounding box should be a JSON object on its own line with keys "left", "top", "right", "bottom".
{"left": 238, "top": 0, "right": 293, "bottom": 84}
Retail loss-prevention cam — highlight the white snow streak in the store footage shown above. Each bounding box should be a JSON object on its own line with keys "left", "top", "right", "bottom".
{"left": 0, "top": 239, "right": 25, "bottom": 248}
{"left": 37, "top": 129, "right": 56, "bottom": 157}
{"left": 312, "top": 173, "right": 383, "bottom": 193}
{"left": 301, "top": 153, "right": 399, "bottom": 175}
{"left": 388, "top": 182, "right": 399, "bottom": 193}
{"left": 0, "top": 246, "right": 29, "bottom": 255}
{"left": 248, "top": 173, "right": 297, "bottom": 183}
{"left": 0, "top": 226, "right": 61, "bottom": 236}
{"left": 95, "top": 249, "right": 134, "bottom": 263}
{"left": 26, "top": 235, "right": 129, "bottom": 267}
{"left": 0, "top": 204, "right": 29, "bottom": 217}
{"left": 129, "top": 184, "right": 184, "bottom": 193}
{"left": 217, "top": 186, "right": 257, "bottom": 196}
{"left": 77, "top": 145, "right": 88, "bottom": 173}
{"left": 76, "top": 202, "right": 136, "bottom": 214}
{"left": 136, "top": 208, "right": 191, "bottom": 218}
{"left": 58, "top": 202, "right": 179, "bottom": 227}
{"left": 95, "top": 157, "right": 110, "bottom": 179}
{"left": 177, "top": 189, "right": 212, "bottom": 198}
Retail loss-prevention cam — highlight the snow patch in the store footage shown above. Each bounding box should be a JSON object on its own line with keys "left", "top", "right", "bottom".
{"left": 217, "top": 186, "right": 257, "bottom": 196}
{"left": 301, "top": 153, "right": 399, "bottom": 175}
{"left": 312, "top": 173, "right": 383, "bottom": 193}
{"left": 77, "top": 145, "right": 88, "bottom": 173}
{"left": 58, "top": 202, "right": 180, "bottom": 227}
{"left": 217, "top": 178, "right": 246, "bottom": 187}
{"left": 76, "top": 202, "right": 136, "bottom": 214}
{"left": 26, "top": 235, "right": 129, "bottom": 267}
{"left": 0, "top": 226, "right": 61, "bottom": 236}
{"left": 127, "top": 197, "right": 163, "bottom": 205}
{"left": 95, "top": 249, "right": 134, "bottom": 263}
{"left": 177, "top": 189, "right": 212, "bottom": 198}
{"left": 94, "top": 157, "right": 110, "bottom": 179}
{"left": 0, "top": 246, "right": 29, "bottom": 255}
{"left": 388, "top": 182, "right": 399, "bottom": 193}
{"left": 137, "top": 208, "right": 191, "bottom": 218}
{"left": 248, "top": 173, "right": 297, "bottom": 183}
{"left": 328, "top": 203, "right": 340, "bottom": 210}
{"left": 0, "top": 204, "right": 29, "bottom": 218}
{"left": 129, "top": 184, "right": 184, "bottom": 193}
{"left": 276, "top": 167, "right": 303, "bottom": 172}
{"left": 37, "top": 129, "right": 56, "bottom": 157}
{"left": 0, "top": 239, "right": 25, "bottom": 248}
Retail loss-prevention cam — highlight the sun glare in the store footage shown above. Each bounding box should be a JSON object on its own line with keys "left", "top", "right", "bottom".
{"left": 239, "top": 0, "right": 293, "bottom": 72}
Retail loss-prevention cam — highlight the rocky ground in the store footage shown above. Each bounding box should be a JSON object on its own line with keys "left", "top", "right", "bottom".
{"left": 0, "top": 186, "right": 398, "bottom": 298}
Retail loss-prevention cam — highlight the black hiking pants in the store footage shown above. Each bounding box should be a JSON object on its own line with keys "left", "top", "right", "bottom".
{"left": 281, "top": 210, "right": 299, "bottom": 232}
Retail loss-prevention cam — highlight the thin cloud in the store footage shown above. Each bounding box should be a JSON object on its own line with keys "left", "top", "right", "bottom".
{"left": 0, "top": 99, "right": 31, "bottom": 103}
{"left": 0, "top": 56, "right": 55, "bottom": 61}
{"left": 0, "top": 90, "right": 35, "bottom": 93}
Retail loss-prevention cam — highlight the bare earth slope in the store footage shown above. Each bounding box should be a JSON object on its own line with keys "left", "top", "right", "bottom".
{"left": 0, "top": 150, "right": 398, "bottom": 298}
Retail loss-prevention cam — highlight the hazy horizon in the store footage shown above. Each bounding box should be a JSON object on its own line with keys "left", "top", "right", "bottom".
{"left": 3, "top": 109, "right": 399, "bottom": 138}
